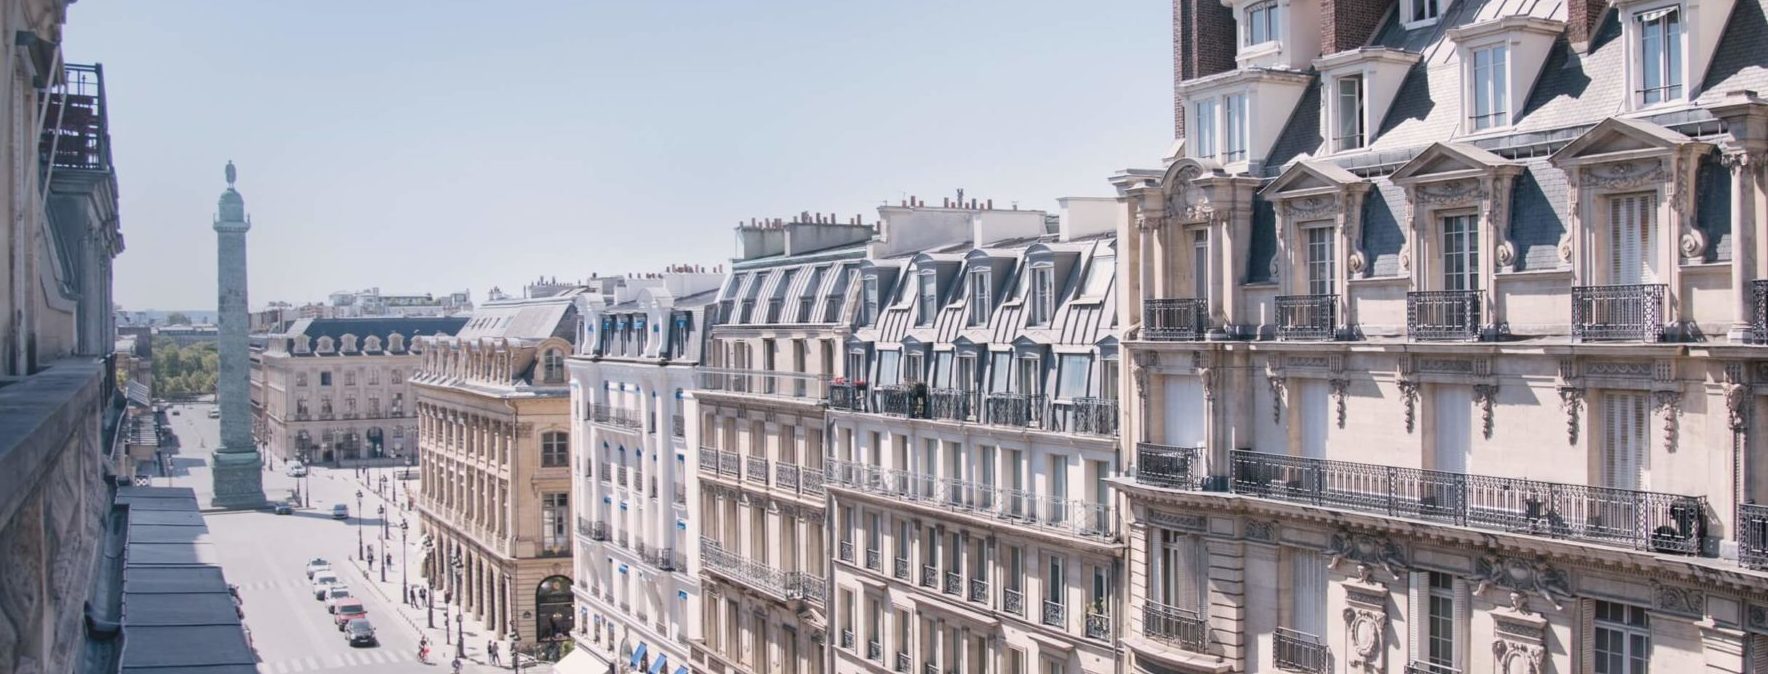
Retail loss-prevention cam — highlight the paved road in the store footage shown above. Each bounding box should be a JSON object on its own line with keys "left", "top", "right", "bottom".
{"left": 158, "top": 402, "right": 525, "bottom": 674}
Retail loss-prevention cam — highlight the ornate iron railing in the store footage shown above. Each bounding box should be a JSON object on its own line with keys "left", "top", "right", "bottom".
{"left": 776, "top": 462, "right": 801, "bottom": 491}
{"left": 873, "top": 385, "right": 916, "bottom": 417}
{"left": 927, "top": 388, "right": 977, "bottom": 422}
{"left": 577, "top": 517, "right": 608, "bottom": 541}
{"left": 1571, "top": 284, "right": 1666, "bottom": 342}
{"left": 588, "top": 403, "right": 645, "bottom": 430}
{"left": 717, "top": 450, "right": 741, "bottom": 478}
{"left": 968, "top": 578, "right": 988, "bottom": 604}
{"left": 983, "top": 392, "right": 1045, "bottom": 428}
{"left": 943, "top": 571, "right": 962, "bottom": 596}
{"left": 1276, "top": 294, "right": 1338, "bottom": 341}
{"left": 1230, "top": 450, "right": 1707, "bottom": 554}
{"left": 829, "top": 383, "right": 867, "bottom": 412}
{"left": 42, "top": 64, "right": 111, "bottom": 173}
{"left": 895, "top": 651, "right": 911, "bottom": 673}
{"left": 700, "top": 536, "right": 793, "bottom": 598}
{"left": 697, "top": 447, "right": 716, "bottom": 473}
{"left": 1048, "top": 397, "right": 1119, "bottom": 436}
{"left": 1144, "top": 298, "right": 1208, "bottom": 341}
{"left": 864, "top": 548, "right": 881, "bottom": 571}
{"left": 1084, "top": 610, "right": 1111, "bottom": 641}
{"left": 867, "top": 639, "right": 882, "bottom": 661}
{"left": 785, "top": 571, "right": 825, "bottom": 606}
{"left": 1275, "top": 628, "right": 1328, "bottom": 673}
{"left": 1003, "top": 588, "right": 1025, "bottom": 616}
{"left": 920, "top": 564, "right": 938, "bottom": 589}
{"left": 1407, "top": 290, "right": 1482, "bottom": 341}
{"left": 1143, "top": 601, "right": 1210, "bottom": 653}
{"left": 838, "top": 540, "right": 855, "bottom": 563}
{"left": 1752, "top": 280, "right": 1768, "bottom": 344}
{"left": 839, "top": 629, "right": 854, "bottom": 650}
{"left": 1042, "top": 600, "right": 1066, "bottom": 628}
{"left": 1740, "top": 503, "right": 1768, "bottom": 569}
{"left": 824, "top": 459, "right": 1118, "bottom": 541}
{"left": 1136, "top": 443, "right": 1205, "bottom": 490}
{"left": 745, "top": 455, "right": 769, "bottom": 485}
{"left": 893, "top": 556, "right": 910, "bottom": 580}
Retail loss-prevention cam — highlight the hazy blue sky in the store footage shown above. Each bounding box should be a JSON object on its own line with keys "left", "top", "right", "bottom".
{"left": 68, "top": 1, "right": 1172, "bottom": 311}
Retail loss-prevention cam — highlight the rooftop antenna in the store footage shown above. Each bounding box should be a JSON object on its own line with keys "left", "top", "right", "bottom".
{"left": 955, "top": 188, "right": 964, "bottom": 206}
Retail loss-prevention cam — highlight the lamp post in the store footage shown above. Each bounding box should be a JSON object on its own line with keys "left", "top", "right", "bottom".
{"left": 424, "top": 535, "right": 436, "bottom": 628}
{"left": 399, "top": 518, "right": 409, "bottom": 597}
{"left": 511, "top": 628, "right": 522, "bottom": 674}
{"left": 377, "top": 505, "right": 388, "bottom": 583}
{"left": 456, "top": 613, "right": 465, "bottom": 661}
{"left": 379, "top": 503, "right": 389, "bottom": 539}
{"left": 355, "top": 489, "right": 365, "bottom": 560}
{"left": 448, "top": 550, "right": 463, "bottom": 647}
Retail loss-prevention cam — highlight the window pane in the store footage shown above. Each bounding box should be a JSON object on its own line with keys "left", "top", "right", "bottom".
{"left": 1057, "top": 355, "right": 1090, "bottom": 399}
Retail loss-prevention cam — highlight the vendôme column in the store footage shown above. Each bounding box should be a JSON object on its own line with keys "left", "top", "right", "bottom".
{"left": 210, "top": 160, "right": 266, "bottom": 509}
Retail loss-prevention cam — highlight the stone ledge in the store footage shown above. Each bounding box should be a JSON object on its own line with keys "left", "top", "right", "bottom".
{"left": 0, "top": 357, "right": 104, "bottom": 524}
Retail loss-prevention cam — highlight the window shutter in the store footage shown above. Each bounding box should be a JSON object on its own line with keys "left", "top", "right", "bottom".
{"left": 1454, "top": 577, "right": 1471, "bottom": 670}
{"left": 1748, "top": 634, "right": 1768, "bottom": 674}
{"left": 1408, "top": 572, "right": 1426, "bottom": 661}
{"left": 1578, "top": 598, "right": 1597, "bottom": 671}
{"left": 1188, "top": 536, "right": 1208, "bottom": 613}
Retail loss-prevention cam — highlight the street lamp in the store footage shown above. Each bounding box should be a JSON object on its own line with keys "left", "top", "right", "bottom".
{"left": 355, "top": 489, "right": 364, "bottom": 560}
{"left": 399, "top": 518, "right": 409, "bottom": 601}
{"left": 511, "top": 628, "right": 522, "bottom": 674}
{"left": 456, "top": 613, "right": 465, "bottom": 661}
{"left": 450, "top": 551, "right": 465, "bottom": 654}
{"left": 379, "top": 503, "right": 389, "bottom": 539}
{"left": 423, "top": 534, "right": 436, "bottom": 628}
{"left": 378, "top": 505, "right": 388, "bottom": 583}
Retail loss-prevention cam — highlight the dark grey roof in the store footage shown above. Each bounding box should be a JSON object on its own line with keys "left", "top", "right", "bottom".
{"left": 1248, "top": 198, "right": 1278, "bottom": 283}
{"left": 1508, "top": 159, "right": 1570, "bottom": 271}
{"left": 1700, "top": 0, "right": 1768, "bottom": 101}
{"left": 113, "top": 486, "right": 255, "bottom": 674}
{"left": 1266, "top": 73, "right": 1323, "bottom": 168}
{"left": 294, "top": 317, "right": 466, "bottom": 343}
{"left": 1363, "top": 182, "right": 1408, "bottom": 277}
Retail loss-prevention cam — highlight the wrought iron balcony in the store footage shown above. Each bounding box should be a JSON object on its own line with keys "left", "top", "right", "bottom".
{"left": 927, "top": 388, "right": 977, "bottom": 422}
{"left": 1571, "top": 284, "right": 1667, "bottom": 342}
{"left": 745, "top": 455, "right": 769, "bottom": 485}
{"left": 893, "top": 556, "right": 910, "bottom": 580}
{"left": 1407, "top": 290, "right": 1482, "bottom": 341}
{"left": 920, "top": 564, "right": 938, "bottom": 588}
{"left": 1405, "top": 662, "right": 1463, "bottom": 674}
{"left": 1741, "top": 503, "right": 1768, "bottom": 569}
{"left": 864, "top": 548, "right": 881, "bottom": 571}
{"left": 1047, "top": 397, "right": 1119, "bottom": 436}
{"left": 701, "top": 536, "right": 793, "bottom": 599}
{"left": 577, "top": 517, "right": 608, "bottom": 541}
{"left": 588, "top": 403, "right": 645, "bottom": 430}
{"left": 1042, "top": 600, "right": 1066, "bottom": 628}
{"left": 968, "top": 578, "right": 988, "bottom": 604}
{"left": 672, "top": 414, "right": 685, "bottom": 438}
{"left": 825, "top": 459, "right": 1117, "bottom": 541}
{"left": 829, "top": 382, "right": 868, "bottom": 412}
{"left": 1003, "top": 588, "right": 1025, "bottom": 616}
{"left": 1144, "top": 298, "right": 1208, "bottom": 341}
{"left": 1276, "top": 294, "right": 1338, "bottom": 341}
{"left": 1135, "top": 443, "right": 1205, "bottom": 490}
{"left": 698, "top": 367, "right": 830, "bottom": 401}
{"left": 775, "top": 462, "right": 801, "bottom": 491}
{"left": 895, "top": 651, "right": 911, "bottom": 673}
{"left": 673, "top": 484, "right": 687, "bottom": 505}
{"left": 1230, "top": 450, "right": 1707, "bottom": 554}
{"left": 839, "top": 540, "right": 855, "bottom": 563}
{"left": 1275, "top": 627, "right": 1328, "bottom": 673}
{"left": 1143, "top": 601, "right": 1211, "bottom": 653}
{"left": 942, "top": 571, "right": 961, "bottom": 596}
{"left": 717, "top": 450, "right": 741, "bottom": 478}
{"left": 697, "top": 447, "right": 716, "bottom": 473}
{"left": 873, "top": 384, "right": 917, "bottom": 417}
{"left": 1753, "top": 280, "right": 1768, "bottom": 344}
{"left": 599, "top": 461, "right": 613, "bottom": 483}
{"left": 1084, "top": 610, "right": 1111, "bottom": 641}
{"left": 983, "top": 392, "right": 1045, "bottom": 428}
{"left": 867, "top": 639, "right": 883, "bottom": 661}
{"left": 840, "top": 629, "right": 854, "bottom": 650}
{"left": 41, "top": 64, "right": 112, "bottom": 174}
{"left": 785, "top": 571, "right": 825, "bottom": 606}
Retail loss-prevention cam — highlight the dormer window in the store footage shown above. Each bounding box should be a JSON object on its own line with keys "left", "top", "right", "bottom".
{"left": 1333, "top": 75, "right": 1365, "bottom": 151}
{"left": 1407, "top": 0, "right": 1440, "bottom": 26}
{"left": 1029, "top": 264, "right": 1055, "bottom": 326}
{"left": 917, "top": 272, "right": 938, "bottom": 327}
{"left": 1245, "top": 0, "right": 1279, "bottom": 46}
{"left": 1470, "top": 44, "right": 1509, "bottom": 130}
{"left": 1637, "top": 7, "right": 1683, "bottom": 105}
{"left": 1193, "top": 99, "right": 1218, "bottom": 158}
{"left": 1224, "top": 93, "right": 1249, "bottom": 161}
{"left": 861, "top": 275, "right": 880, "bottom": 324}
{"left": 967, "top": 268, "right": 992, "bottom": 326}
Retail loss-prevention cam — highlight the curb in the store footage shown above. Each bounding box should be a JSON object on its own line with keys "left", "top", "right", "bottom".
{"left": 348, "top": 558, "right": 504, "bottom": 670}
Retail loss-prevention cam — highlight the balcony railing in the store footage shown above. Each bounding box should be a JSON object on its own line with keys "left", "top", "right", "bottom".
{"left": 864, "top": 548, "right": 881, "bottom": 571}
{"left": 1042, "top": 600, "right": 1066, "bottom": 628}
{"left": 577, "top": 517, "right": 608, "bottom": 541}
{"left": 840, "top": 629, "right": 854, "bottom": 650}
{"left": 1084, "top": 610, "right": 1111, "bottom": 641}
{"left": 700, "top": 537, "right": 794, "bottom": 599}
{"left": 697, "top": 446, "right": 716, "bottom": 473}
{"left": 893, "top": 556, "right": 910, "bottom": 580}
{"left": 776, "top": 462, "right": 801, "bottom": 491}
{"left": 1407, "top": 290, "right": 1481, "bottom": 341}
{"left": 1003, "top": 588, "right": 1025, "bottom": 616}
{"left": 1230, "top": 450, "right": 1707, "bottom": 554}
{"left": 1277, "top": 294, "right": 1338, "bottom": 341}
{"left": 1571, "top": 284, "right": 1666, "bottom": 342}
{"left": 942, "top": 571, "right": 961, "bottom": 596}
{"left": 598, "top": 461, "right": 612, "bottom": 484}
{"left": 698, "top": 367, "right": 830, "bottom": 401}
{"left": 672, "top": 414, "right": 685, "bottom": 438}
{"left": 829, "top": 383, "right": 867, "bottom": 412}
{"left": 920, "top": 564, "right": 938, "bottom": 589}
{"left": 1275, "top": 627, "right": 1328, "bottom": 673}
{"left": 1135, "top": 443, "right": 1205, "bottom": 490}
{"left": 1752, "top": 280, "right": 1768, "bottom": 344}
{"left": 718, "top": 450, "right": 741, "bottom": 478}
{"left": 42, "top": 64, "right": 111, "bottom": 173}
{"left": 1144, "top": 298, "right": 1208, "bottom": 341}
{"left": 983, "top": 392, "right": 1045, "bottom": 428}
{"left": 867, "top": 639, "right": 883, "bottom": 661}
{"left": 617, "top": 465, "right": 630, "bottom": 487}
{"left": 927, "top": 388, "right": 977, "bottom": 422}
{"left": 968, "top": 578, "right": 988, "bottom": 604}
{"left": 1405, "top": 662, "right": 1463, "bottom": 674}
{"left": 839, "top": 540, "right": 855, "bottom": 563}
{"left": 1741, "top": 503, "right": 1768, "bottom": 569}
{"left": 825, "top": 459, "right": 1117, "bottom": 541}
{"left": 745, "top": 455, "right": 769, "bottom": 485}
{"left": 873, "top": 384, "right": 916, "bottom": 417}
{"left": 895, "top": 651, "right": 911, "bottom": 673}
{"left": 1143, "top": 601, "right": 1211, "bottom": 653}
{"left": 588, "top": 403, "right": 645, "bottom": 430}
{"left": 1047, "top": 397, "right": 1119, "bottom": 436}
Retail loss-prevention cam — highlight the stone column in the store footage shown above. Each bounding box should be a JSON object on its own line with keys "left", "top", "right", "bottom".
{"left": 210, "top": 161, "right": 266, "bottom": 508}
{"left": 1709, "top": 92, "right": 1768, "bottom": 341}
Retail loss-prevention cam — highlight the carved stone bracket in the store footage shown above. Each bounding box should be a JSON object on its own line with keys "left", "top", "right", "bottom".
{"left": 1398, "top": 379, "right": 1420, "bottom": 434}
{"left": 1653, "top": 581, "right": 1706, "bottom": 618}
{"left": 1470, "top": 555, "right": 1572, "bottom": 612}
{"left": 1342, "top": 577, "right": 1389, "bottom": 671}
{"left": 1268, "top": 372, "right": 1287, "bottom": 424}
{"left": 1653, "top": 390, "right": 1682, "bottom": 453}
{"left": 1558, "top": 386, "right": 1585, "bottom": 445}
{"left": 1474, "top": 384, "right": 1498, "bottom": 439}
{"left": 1244, "top": 519, "right": 1276, "bottom": 542}
{"left": 1330, "top": 378, "right": 1349, "bottom": 429}
{"left": 1726, "top": 381, "right": 1750, "bottom": 434}
{"left": 1326, "top": 530, "right": 1407, "bottom": 580}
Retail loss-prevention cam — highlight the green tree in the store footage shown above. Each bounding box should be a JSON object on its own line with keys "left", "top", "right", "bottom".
{"left": 166, "top": 312, "right": 192, "bottom": 325}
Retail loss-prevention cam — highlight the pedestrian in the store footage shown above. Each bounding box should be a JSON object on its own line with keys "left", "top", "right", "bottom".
{"left": 487, "top": 639, "right": 500, "bottom": 666}
{"left": 386, "top": 552, "right": 393, "bottom": 568}
{"left": 367, "top": 555, "right": 375, "bottom": 571}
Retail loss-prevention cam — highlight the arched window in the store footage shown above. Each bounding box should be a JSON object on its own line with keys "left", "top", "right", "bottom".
{"left": 543, "top": 349, "right": 565, "bottom": 383}
{"left": 541, "top": 431, "right": 569, "bottom": 468}
{"left": 317, "top": 336, "right": 335, "bottom": 353}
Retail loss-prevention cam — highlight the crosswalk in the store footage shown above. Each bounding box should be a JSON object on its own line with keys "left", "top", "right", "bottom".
{"left": 236, "top": 578, "right": 306, "bottom": 592}
{"left": 258, "top": 648, "right": 414, "bottom": 673}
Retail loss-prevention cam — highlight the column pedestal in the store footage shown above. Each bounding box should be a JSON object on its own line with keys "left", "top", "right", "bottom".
{"left": 210, "top": 448, "right": 266, "bottom": 510}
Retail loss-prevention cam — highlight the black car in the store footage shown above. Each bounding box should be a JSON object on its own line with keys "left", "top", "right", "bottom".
{"left": 273, "top": 503, "right": 293, "bottom": 515}
{"left": 343, "top": 618, "right": 376, "bottom": 646}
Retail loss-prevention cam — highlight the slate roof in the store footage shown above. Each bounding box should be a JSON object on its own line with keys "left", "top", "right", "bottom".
{"left": 285, "top": 317, "right": 467, "bottom": 343}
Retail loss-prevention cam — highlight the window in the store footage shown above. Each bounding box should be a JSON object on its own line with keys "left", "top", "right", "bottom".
{"left": 541, "top": 492, "right": 569, "bottom": 552}
{"left": 862, "top": 275, "right": 881, "bottom": 324}
{"left": 542, "top": 431, "right": 570, "bottom": 468}
{"left": 800, "top": 265, "right": 826, "bottom": 322}
{"left": 1594, "top": 600, "right": 1651, "bottom": 674}
{"left": 1193, "top": 99, "right": 1218, "bottom": 159}
{"left": 1425, "top": 572, "right": 1457, "bottom": 668}
{"left": 932, "top": 351, "right": 953, "bottom": 388}
{"left": 1471, "top": 45, "right": 1509, "bottom": 130}
{"left": 296, "top": 373, "right": 308, "bottom": 387}
{"left": 1029, "top": 265, "right": 1055, "bottom": 326}
{"left": 918, "top": 272, "right": 938, "bottom": 326}
{"left": 1305, "top": 225, "right": 1337, "bottom": 296}
{"left": 392, "top": 369, "right": 402, "bottom": 384}
{"left": 1080, "top": 252, "right": 1114, "bottom": 298}
{"left": 1609, "top": 194, "right": 1659, "bottom": 285}
{"left": 1192, "top": 230, "right": 1210, "bottom": 296}
{"left": 1045, "top": 555, "right": 1065, "bottom": 608}
{"left": 1335, "top": 75, "right": 1365, "bottom": 151}
{"left": 903, "top": 350, "right": 924, "bottom": 384}
{"left": 967, "top": 268, "right": 993, "bottom": 326}
{"left": 1637, "top": 8, "right": 1682, "bottom": 105}
{"left": 1409, "top": 0, "right": 1439, "bottom": 23}
{"left": 1056, "top": 354, "right": 1091, "bottom": 400}
{"left": 320, "top": 371, "right": 332, "bottom": 386}
{"left": 368, "top": 369, "right": 379, "bottom": 385}
{"left": 957, "top": 353, "right": 978, "bottom": 391}
{"left": 876, "top": 350, "right": 901, "bottom": 387}
{"left": 1245, "top": 0, "right": 1279, "bottom": 45}
{"left": 543, "top": 349, "right": 565, "bottom": 383}
{"left": 1224, "top": 93, "right": 1248, "bottom": 161}
{"left": 988, "top": 352, "right": 1013, "bottom": 393}
{"left": 1018, "top": 355, "right": 1043, "bottom": 397}
{"left": 1442, "top": 214, "right": 1479, "bottom": 291}
{"left": 1602, "top": 392, "right": 1650, "bottom": 491}
{"left": 345, "top": 371, "right": 356, "bottom": 386}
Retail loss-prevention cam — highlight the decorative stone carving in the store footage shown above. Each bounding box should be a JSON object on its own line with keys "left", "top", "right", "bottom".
{"left": 1325, "top": 530, "right": 1407, "bottom": 580}
{"left": 1492, "top": 638, "right": 1547, "bottom": 674}
{"left": 1269, "top": 374, "right": 1287, "bottom": 424}
{"left": 1495, "top": 240, "right": 1517, "bottom": 269}
{"left": 1474, "top": 384, "right": 1498, "bottom": 439}
{"left": 1415, "top": 179, "right": 1486, "bottom": 205}
{"left": 1470, "top": 555, "right": 1573, "bottom": 611}
{"left": 1558, "top": 386, "right": 1585, "bottom": 445}
{"left": 1581, "top": 159, "right": 1666, "bottom": 190}
{"left": 1244, "top": 519, "right": 1276, "bottom": 542}
{"left": 1726, "top": 380, "right": 1749, "bottom": 434}
{"left": 1748, "top": 603, "right": 1768, "bottom": 633}
{"left": 1652, "top": 390, "right": 1682, "bottom": 453}
{"left": 1418, "top": 358, "right": 1474, "bottom": 374}
{"left": 1342, "top": 604, "right": 1386, "bottom": 670}
{"left": 1398, "top": 379, "right": 1419, "bottom": 434}
{"left": 1149, "top": 510, "right": 1206, "bottom": 532}
{"left": 1282, "top": 195, "right": 1340, "bottom": 218}
{"left": 1652, "top": 581, "right": 1705, "bottom": 618}
{"left": 1330, "top": 378, "right": 1349, "bottom": 429}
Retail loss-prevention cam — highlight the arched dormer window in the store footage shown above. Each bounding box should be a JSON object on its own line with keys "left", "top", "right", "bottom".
{"left": 364, "top": 336, "right": 382, "bottom": 352}
{"left": 340, "top": 334, "right": 358, "bottom": 353}
{"left": 389, "top": 333, "right": 406, "bottom": 352}
{"left": 317, "top": 336, "right": 335, "bottom": 354}
{"left": 294, "top": 335, "right": 311, "bottom": 354}
{"left": 543, "top": 349, "right": 565, "bottom": 383}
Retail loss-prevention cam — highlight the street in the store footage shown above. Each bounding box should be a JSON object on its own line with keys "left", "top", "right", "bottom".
{"left": 158, "top": 402, "right": 535, "bottom": 673}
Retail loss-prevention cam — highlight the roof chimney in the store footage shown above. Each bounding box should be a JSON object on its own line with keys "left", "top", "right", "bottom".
{"left": 1567, "top": 0, "right": 1606, "bottom": 51}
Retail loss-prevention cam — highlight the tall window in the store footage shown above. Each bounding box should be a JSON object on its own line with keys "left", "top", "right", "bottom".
{"left": 1245, "top": 0, "right": 1279, "bottom": 45}
{"left": 967, "top": 268, "right": 992, "bottom": 326}
{"left": 1056, "top": 354, "right": 1091, "bottom": 400}
{"left": 957, "top": 353, "right": 978, "bottom": 391}
{"left": 1080, "top": 252, "right": 1114, "bottom": 298}
{"left": 1638, "top": 8, "right": 1682, "bottom": 105}
{"left": 1609, "top": 194, "right": 1659, "bottom": 285}
{"left": 542, "top": 431, "right": 569, "bottom": 468}
{"left": 1192, "top": 230, "right": 1210, "bottom": 296}
{"left": 543, "top": 349, "right": 564, "bottom": 383}
{"left": 1442, "top": 214, "right": 1480, "bottom": 291}
{"left": 1193, "top": 99, "right": 1218, "bottom": 159}
{"left": 1029, "top": 265, "right": 1055, "bottom": 326}
{"left": 862, "top": 275, "right": 881, "bottom": 324}
{"left": 1224, "top": 93, "right": 1249, "bottom": 161}
{"left": 1471, "top": 44, "right": 1509, "bottom": 130}
{"left": 1594, "top": 601, "right": 1651, "bottom": 674}
{"left": 344, "top": 371, "right": 356, "bottom": 386}
{"left": 1045, "top": 555, "right": 1065, "bottom": 611}
{"left": 903, "top": 351, "right": 924, "bottom": 385}
{"left": 1305, "top": 225, "right": 1337, "bottom": 296}
{"left": 1602, "top": 392, "right": 1650, "bottom": 491}
{"left": 1409, "top": 0, "right": 1440, "bottom": 23}
{"left": 1335, "top": 75, "right": 1365, "bottom": 151}
{"left": 918, "top": 272, "right": 938, "bottom": 326}
{"left": 1426, "top": 572, "right": 1457, "bottom": 668}
{"left": 541, "top": 492, "right": 569, "bottom": 552}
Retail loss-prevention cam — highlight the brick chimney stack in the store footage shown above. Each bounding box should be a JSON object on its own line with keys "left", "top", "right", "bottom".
{"left": 1566, "top": 0, "right": 1606, "bottom": 51}
{"left": 1173, "top": 0, "right": 1238, "bottom": 138}
{"left": 1320, "top": 0, "right": 1391, "bottom": 54}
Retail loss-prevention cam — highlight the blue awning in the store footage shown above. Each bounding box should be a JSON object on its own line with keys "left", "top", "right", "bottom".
{"left": 674, "top": 667, "right": 688, "bottom": 674}
{"left": 648, "top": 654, "right": 668, "bottom": 674}
{"left": 629, "top": 643, "right": 647, "bottom": 668}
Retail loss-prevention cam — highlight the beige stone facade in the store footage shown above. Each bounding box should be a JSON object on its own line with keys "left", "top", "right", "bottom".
{"left": 258, "top": 317, "right": 465, "bottom": 465}
{"left": 415, "top": 291, "right": 581, "bottom": 646}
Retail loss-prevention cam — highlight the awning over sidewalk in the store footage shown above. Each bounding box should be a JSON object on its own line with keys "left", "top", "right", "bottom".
{"left": 551, "top": 647, "right": 601, "bottom": 674}
{"left": 629, "top": 643, "right": 648, "bottom": 668}
{"left": 648, "top": 654, "right": 668, "bottom": 674}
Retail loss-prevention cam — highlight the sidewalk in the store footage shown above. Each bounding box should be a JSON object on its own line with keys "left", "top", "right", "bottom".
{"left": 341, "top": 469, "right": 550, "bottom": 673}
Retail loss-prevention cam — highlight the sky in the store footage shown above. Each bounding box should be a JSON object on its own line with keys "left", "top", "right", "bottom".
{"left": 67, "top": 1, "right": 1174, "bottom": 312}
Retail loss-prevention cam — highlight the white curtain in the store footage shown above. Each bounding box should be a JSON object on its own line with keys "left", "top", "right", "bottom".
{"left": 1163, "top": 375, "right": 1207, "bottom": 447}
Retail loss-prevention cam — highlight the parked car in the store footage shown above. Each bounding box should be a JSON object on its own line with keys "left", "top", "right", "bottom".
{"left": 331, "top": 504, "right": 349, "bottom": 520}
{"left": 343, "top": 618, "right": 376, "bottom": 646}
{"left": 273, "top": 503, "right": 293, "bottom": 515}
{"left": 305, "top": 558, "right": 331, "bottom": 578}
{"left": 333, "top": 601, "right": 367, "bottom": 630}
{"left": 311, "top": 573, "right": 340, "bottom": 600}
{"left": 207, "top": 409, "right": 219, "bottom": 419}
{"left": 170, "top": 409, "right": 180, "bottom": 416}
{"left": 324, "top": 586, "right": 353, "bottom": 613}
{"left": 286, "top": 462, "right": 307, "bottom": 477}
